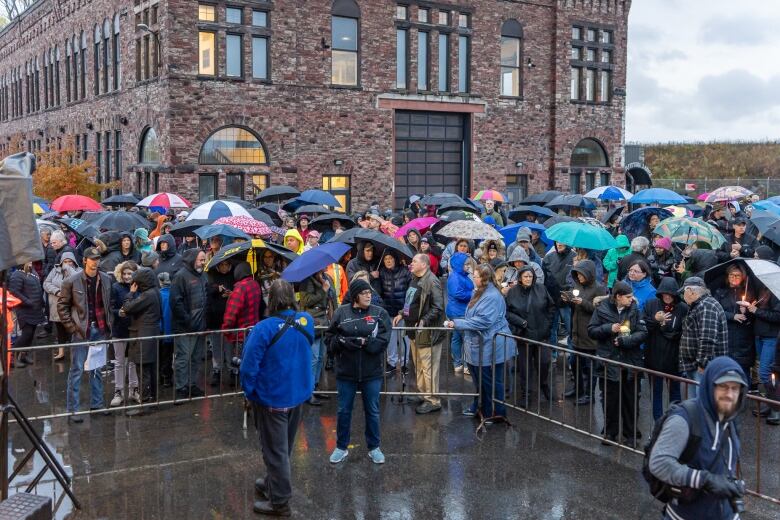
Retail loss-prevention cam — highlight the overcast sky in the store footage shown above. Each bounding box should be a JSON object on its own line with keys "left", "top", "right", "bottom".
{"left": 625, "top": 0, "right": 780, "bottom": 143}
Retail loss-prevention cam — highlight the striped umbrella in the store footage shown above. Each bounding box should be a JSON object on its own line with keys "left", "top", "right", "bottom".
{"left": 136, "top": 192, "right": 192, "bottom": 209}
{"left": 705, "top": 186, "right": 753, "bottom": 203}
{"left": 471, "top": 190, "right": 505, "bottom": 202}
{"left": 583, "top": 186, "right": 633, "bottom": 201}
{"left": 214, "top": 215, "right": 272, "bottom": 236}
{"left": 654, "top": 217, "right": 726, "bottom": 248}
{"left": 186, "top": 200, "right": 251, "bottom": 220}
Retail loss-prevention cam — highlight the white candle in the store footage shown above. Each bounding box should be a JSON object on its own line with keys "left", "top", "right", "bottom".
{"left": 572, "top": 289, "right": 580, "bottom": 298}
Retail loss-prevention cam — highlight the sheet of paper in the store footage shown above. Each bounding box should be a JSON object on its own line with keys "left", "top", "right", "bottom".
{"left": 84, "top": 344, "right": 107, "bottom": 371}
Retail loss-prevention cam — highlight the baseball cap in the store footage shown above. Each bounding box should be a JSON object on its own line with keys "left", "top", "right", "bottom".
{"left": 733, "top": 216, "right": 747, "bottom": 225}
{"left": 714, "top": 369, "right": 746, "bottom": 386}
{"left": 83, "top": 247, "right": 101, "bottom": 260}
{"left": 678, "top": 276, "right": 706, "bottom": 294}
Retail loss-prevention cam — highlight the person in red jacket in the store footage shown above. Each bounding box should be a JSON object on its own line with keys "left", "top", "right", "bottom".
{"left": 222, "top": 261, "right": 262, "bottom": 384}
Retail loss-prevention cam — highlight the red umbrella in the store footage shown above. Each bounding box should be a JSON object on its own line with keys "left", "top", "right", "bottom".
{"left": 697, "top": 192, "right": 710, "bottom": 201}
{"left": 394, "top": 217, "right": 440, "bottom": 238}
{"left": 50, "top": 195, "right": 103, "bottom": 212}
{"left": 214, "top": 216, "right": 271, "bottom": 236}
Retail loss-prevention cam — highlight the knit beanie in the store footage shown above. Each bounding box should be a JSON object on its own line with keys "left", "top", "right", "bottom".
{"left": 141, "top": 251, "right": 159, "bottom": 268}
{"left": 348, "top": 279, "right": 372, "bottom": 303}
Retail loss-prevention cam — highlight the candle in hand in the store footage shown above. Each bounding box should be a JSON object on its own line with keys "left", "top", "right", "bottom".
{"left": 572, "top": 289, "right": 580, "bottom": 298}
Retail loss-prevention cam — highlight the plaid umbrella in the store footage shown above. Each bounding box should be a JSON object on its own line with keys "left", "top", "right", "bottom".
{"left": 438, "top": 219, "right": 503, "bottom": 240}
{"left": 654, "top": 216, "right": 726, "bottom": 248}
{"left": 706, "top": 186, "right": 753, "bottom": 203}
{"left": 471, "top": 190, "right": 505, "bottom": 202}
{"left": 214, "top": 216, "right": 272, "bottom": 236}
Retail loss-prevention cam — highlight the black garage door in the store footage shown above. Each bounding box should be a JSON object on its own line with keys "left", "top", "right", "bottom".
{"left": 394, "top": 111, "right": 469, "bottom": 209}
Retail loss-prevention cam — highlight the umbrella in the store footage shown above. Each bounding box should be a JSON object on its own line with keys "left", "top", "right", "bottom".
{"left": 543, "top": 215, "right": 577, "bottom": 229}
{"left": 681, "top": 204, "right": 705, "bottom": 218}
{"left": 187, "top": 200, "right": 251, "bottom": 221}
{"left": 545, "top": 222, "right": 617, "bottom": 251}
{"left": 471, "top": 190, "right": 505, "bottom": 203}
{"left": 222, "top": 196, "right": 255, "bottom": 209}
{"left": 436, "top": 200, "right": 480, "bottom": 215}
{"left": 578, "top": 216, "right": 607, "bottom": 229}
{"left": 750, "top": 210, "right": 780, "bottom": 235}
{"left": 767, "top": 196, "right": 780, "bottom": 205}
{"left": 102, "top": 193, "right": 141, "bottom": 206}
{"left": 706, "top": 186, "right": 753, "bottom": 203}
{"left": 546, "top": 194, "right": 596, "bottom": 211}
{"left": 420, "top": 193, "right": 464, "bottom": 207}
{"left": 654, "top": 217, "right": 726, "bottom": 248}
{"left": 507, "top": 205, "right": 556, "bottom": 222}
{"left": 600, "top": 205, "right": 625, "bottom": 224}
{"left": 206, "top": 239, "right": 298, "bottom": 272}
{"left": 281, "top": 243, "right": 352, "bottom": 283}
{"left": 762, "top": 221, "right": 780, "bottom": 247}
{"left": 751, "top": 200, "right": 780, "bottom": 217}
{"left": 213, "top": 216, "right": 271, "bottom": 236}
{"left": 91, "top": 211, "right": 152, "bottom": 231}
{"left": 629, "top": 188, "right": 687, "bottom": 205}
{"left": 169, "top": 219, "right": 213, "bottom": 237}
{"left": 247, "top": 208, "right": 278, "bottom": 226}
{"left": 394, "top": 217, "right": 440, "bottom": 238}
{"left": 620, "top": 207, "right": 674, "bottom": 239}
{"left": 664, "top": 206, "right": 690, "bottom": 218}
{"left": 309, "top": 213, "right": 356, "bottom": 232}
{"left": 254, "top": 204, "right": 283, "bottom": 225}
{"left": 438, "top": 220, "right": 503, "bottom": 241}
{"left": 58, "top": 217, "right": 99, "bottom": 240}
{"left": 255, "top": 185, "right": 300, "bottom": 203}
{"left": 194, "top": 224, "right": 250, "bottom": 241}
{"left": 32, "top": 195, "right": 49, "bottom": 206}
{"left": 329, "top": 228, "right": 415, "bottom": 260}
{"left": 520, "top": 190, "right": 562, "bottom": 205}
{"left": 51, "top": 194, "right": 103, "bottom": 212}
{"left": 697, "top": 192, "right": 710, "bottom": 202}
{"left": 294, "top": 204, "right": 331, "bottom": 216}
{"left": 404, "top": 194, "right": 423, "bottom": 208}
{"left": 583, "top": 186, "right": 633, "bottom": 201}
{"left": 33, "top": 202, "right": 48, "bottom": 215}
{"left": 704, "top": 259, "right": 780, "bottom": 302}
{"left": 136, "top": 192, "right": 191, "bottom": 209}
{"left": 499, "top": 222, "right": 552, "bottom": 247}
{"left": 36, "top": 219, "right": 59, "bottom": 233}
{"left": 298, "top": 189, "right": 342, "bottom": 208}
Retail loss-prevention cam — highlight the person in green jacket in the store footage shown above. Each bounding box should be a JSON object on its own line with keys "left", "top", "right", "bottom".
{"left": 602, "top": 234, "right": 630, "bottom": 288}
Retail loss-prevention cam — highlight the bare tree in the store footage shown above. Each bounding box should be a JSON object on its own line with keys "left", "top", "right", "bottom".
{"left": 0, "top": 0, "right": 35, "bottom": 21}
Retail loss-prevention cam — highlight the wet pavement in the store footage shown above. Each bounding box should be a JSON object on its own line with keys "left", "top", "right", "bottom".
{"left": 5, "top": 343, "right": 780, "bottom": 519}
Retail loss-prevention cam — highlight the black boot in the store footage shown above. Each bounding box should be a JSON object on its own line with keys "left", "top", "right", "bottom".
{"left": 209, "top": 369, "right": 221, "bottom": 388}
{"left": 253, "top": 500, "right": 291, "bottom": 516}
{"left": 767, "top": 409, "right": 780, "bottom": 425}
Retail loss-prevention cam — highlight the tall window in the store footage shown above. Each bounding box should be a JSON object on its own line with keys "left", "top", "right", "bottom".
{"left": 114, "top": 130, "right": 123, "bottom": 183}
{"left": 437, "top": 33, "right": 448, "bottom": 92}
{"left": 80, "top": 32, "right": 87, "bottom": 99}
{"left": 500, "top": 20, "right": 523, "bottom": 97}
{"left": 54, "top": 46, "right": 61, "bottom": 106}
{"left": 226, "top": 173, "right": 244, "bottom": 198}
{"left": 65, "top": 42, "right": 72, "bottom": 103}
{"left": 104, "top": 131, "right": 112, "bottom": 189}
{"left": 226, "top": 34, "right": 242, "bottom": 77}
{"left": 199, "top": 126, "right": 268, "bottom": 165}
{"left": 43, "top": 53, "right": 49, "bottom": 108}
{"left": 139, "top": 127, "right": 162, "bottom": 164}
{"left": 457, "top": 35, "right": 469, "bottom": 93}
{"left": 94, "top": 25, "right": 101, "bottom": 95}
{"left": 199, "top": 175, "right": 218, "bottom": 203}
{"left": 96, "top": 133, "right": 102, "bottom": 183}
{"left": 113, "top": 14, "right": 121, "bottom": 90}
{"left": 102, "top": 19, "right": 111, "bottom": 93}
{"left": 417, "top": 31, "right": 429, "bottom": 91}
{"left": 199, "top": 32, "right": 216, "bottom": 75}
{"left": 323, "top": 174, "right": 350, "bottom": 213}
{"left": 252, "top": 37, "right": 268, "bottom": 79}
{"left": 331, "top": 0, "right": 360, "bottom": 86}
{"left": 570, "top": 25, "right": 614, "bottom": 103}
{"left": 396, "top": 29, "right": 408, "bottom": 89}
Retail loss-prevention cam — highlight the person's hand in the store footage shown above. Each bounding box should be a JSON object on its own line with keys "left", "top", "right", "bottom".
{"left": 392, "top": 315, "right": 402, "bottom": 327}
{"left": 130, "top": 282, "right": 138, "bottom": 293}
{"left": 443, "top": 320, "right": 454, "bottom": 329}
{"left": 611, "top": 323, "right": 622, "bottom": 333}
{"left": 700, "top": 471, "right": 743, "bottom": 499}
{"left": 730, "top": 250, "right": 739, "bottom": 258}
{"left": 613, "top": 337, "right": 620, "bottom": 347}
{"left": 500, "top": 286, "right": 509, "bottom": 296}
{"left": 572, "top": 297, "right": 583, "bottom": 305}
{"left": 675, "top": 262, "right": 685, "bottom": 274}
{"left": 734, "top": 314, "right": 747, "bottom": 323}
{"left": 321, "top": 280, "right": 331, "bottom": 292}
{"left": 738, "top": 301, "right": 757, "bottom": 313}
{"left": 118, "top": 309, "right": 126, "bottom": 318}
{"left": 370, "top": 270, "right": 379, "bottom": 279}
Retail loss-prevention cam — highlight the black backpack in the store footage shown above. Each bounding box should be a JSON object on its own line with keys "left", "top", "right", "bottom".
{"left": 642, "top": 399, "right": 702, "bottom": 503}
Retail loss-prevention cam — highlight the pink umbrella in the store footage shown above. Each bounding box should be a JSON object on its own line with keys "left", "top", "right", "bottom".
{"left": 697, "top": 192, "right": 710, "bottom": 201}
{"left": 394, "top": 217, "right": 440, "bottom": 238}
{"left": 214, "top": 215, "right": 271, "bottom": 236}
{"left": 50, "top": 194, "right": 103, "bottom": 212}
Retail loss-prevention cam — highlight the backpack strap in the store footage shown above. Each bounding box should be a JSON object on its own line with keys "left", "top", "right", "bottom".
{"left": 267, "top": 314, "right": 314, "bottom": 349}
{"left": 677, "top": 400, "right": 702, "bottom": 464}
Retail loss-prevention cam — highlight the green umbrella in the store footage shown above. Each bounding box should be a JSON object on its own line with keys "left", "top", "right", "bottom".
{"left": 654, "top": 217, "right": 726, "bottom": 248}
{"left": 545, "top": 221, "right": 617, "bottom": 251}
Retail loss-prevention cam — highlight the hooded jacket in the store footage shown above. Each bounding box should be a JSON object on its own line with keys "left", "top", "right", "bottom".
{"left": 100, "top": 231, "right": 141, "bottom": 275}
{"left": 643, "top": 277, "right": 688, "bottom": 374}
{"left": 625, "top": 273, "right": 656, "bottom": 312}
{"left": 453, "top": 284, "right": 516, "bottom": 366}
{"left": 43, "top": 252, "right": 81, "bottom": 322}
{"left": 648, "top": 357, "right": 745, "bottom": 520}
{"left": 154, "top": 234, "right": 183, "bottom": 277}
{"left": 325, "top": 302, "right": 392, "bottom": 382}
{"left": 283, "top": 229, "right": 304, "bottom": 255}
{"left": 542, "top": 245, "right": 575, "bottom": 306}
{"left": 569, "top": 260, "right": 606, "bottom": 351}
{"left": 379, "top": 253, "right": 412, "bottom": 318}
{"left": 206, "top": 264, "right": 235, "bottom": 330}
{"left": 134, "top": 228, "right": 153, "bottom": 254}
{"left": 505, "top": 266, "right": 555, "bottom": 342}
{"left": 404, "top": 229, "right": 423, "bottom": 254}
{"left": 8, "top": 268, "right": 45, "bottom": 327}
{"left": 110, "top": 261, "right": 135, "bottom": 338}
{"left": 345, "top": 241, "right": 382, "bottom": 294}
{"left": 504, "top": 247, "right": 544, "bottom": 285}
{"left": 713, "top": 282, "right": 755, "bottom": 371}
{"left": 446, "top": 252, "right": 474, "bottom": 319}
{"left": 120, "top": 268, "right": 161, "bottom": 365}
{"left": 587, "top": 294, "right": 648, "bottom": 380}
{"left": 170, "top": 248, "right": 208, "bottom": 333}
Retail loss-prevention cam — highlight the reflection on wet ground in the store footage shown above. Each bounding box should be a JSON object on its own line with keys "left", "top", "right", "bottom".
{"left": 5, "top": 349, "right": 779, "bottom": 519}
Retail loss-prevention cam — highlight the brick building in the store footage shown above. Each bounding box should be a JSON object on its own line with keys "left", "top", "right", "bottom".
{"left": 0, "top": 0, "right": 631, "bottom": 212}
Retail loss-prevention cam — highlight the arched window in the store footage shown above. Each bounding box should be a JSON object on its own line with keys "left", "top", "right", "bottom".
{"left": 139, "top": 127, "right": 162, "bottom": 164}
{"left": 331, "top": 0, "right": 360, "bottom": 86}
{"left": 500, "top": 20, "right": 523, "bottom": 97}
{"left": 113, "top": 14, "right": 121, "bottom": 90}
{"left": 33, "top": 57, "right": 40, "bottom": 110}
{"left": 43, "top": 51, "right": 49, "bottom": 108}
{"left": 571, "top": 138, "right": 609, "bottom": 167}
{"left": 199, "top": 126, "right": 268, "bottom": 165}
{"left": 94, "top": 24, "right": 101, "bottom": 95}
{"left": 54, "top": 46, "right": 61, "bottom": 106}
{"left": 65, "top": 41, "right": 72, "bottom": 103}
{"left": 80, "top": 32, "right": 87, "bottom": 99}
{"left": 103, "top": 19, "right": 111, "bottom": 93}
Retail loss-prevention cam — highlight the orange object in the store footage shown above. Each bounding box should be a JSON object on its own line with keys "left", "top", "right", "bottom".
{"left": 0, "top": 288, "right": 21, "bottom": 371}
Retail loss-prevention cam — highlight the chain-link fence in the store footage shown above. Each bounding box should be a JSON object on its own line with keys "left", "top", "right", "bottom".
{"left": 652, "top": 178, "right": 780, "bottom": 199}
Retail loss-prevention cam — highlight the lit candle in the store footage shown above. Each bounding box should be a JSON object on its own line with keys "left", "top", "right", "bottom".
{"left": 572, "top": 289, "right": 580, "bottom": 298}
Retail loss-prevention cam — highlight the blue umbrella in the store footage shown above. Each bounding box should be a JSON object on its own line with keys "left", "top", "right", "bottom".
{"left": 281, "top": 242, "right": 351, "bottom": 283}
{"left": 629, "top": 188, "right": 687, "bottom": 205}
{"left": 194, "top": 224, "right": 250, "bottom": 241}
{"left": 298, "top": 189, "right": 342, "bottom": 208}
{"left": 752, "top": 200, "right": 780, "bottom": 216}
{"left": 620, "top": 207, "right": 674, "bottom": 240}
{"left": 499, "top": 222, "right": 552, "bottom": 247}
{"left": 767, "top": 196, "right": 780, "bottom": 205}
{"left": 187, "top": 200, "right": 251, "bottom": 220}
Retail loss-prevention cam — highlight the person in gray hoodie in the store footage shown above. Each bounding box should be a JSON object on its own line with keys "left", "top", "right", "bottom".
{"left": 154, "top": 234, "right": 183, "bottom": 277}
{"left": 502, "top": 246, "right": 544, "bottom": 291}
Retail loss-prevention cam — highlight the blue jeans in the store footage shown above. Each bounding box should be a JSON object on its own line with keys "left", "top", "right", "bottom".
{"left": 450, "top": 329, "right": 464, "bottom": 367}
{"left": 466, "top": 363, "right": 506, "bottom": 418}
{"left": 336, "top": 378, "right": 382, "bottom": 451}
{"left": 174, "top": 334, "right": 205, "bottom": 391}
{"left": 651, "top": 374, "right": 682, "bottom": 421}
{"left": 755, "top": 336, "right": 777, "bottom": 384}
{"left": 66, "top": 325, "right": 105, "bottom": 413}
{"left": 549, "top": 306, "right": 572, "bottom": 346}
{"left": 311, "top": 336, "right": 325, "bottom": 386}
{"left": 682, "top": 369, "right": 703, "bottom": 398}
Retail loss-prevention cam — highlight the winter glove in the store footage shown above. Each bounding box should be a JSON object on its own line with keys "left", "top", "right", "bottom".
{"left": 700, "top": 471, "right": 743, "bottom": 499}
{"left": 337, "top": 335, "right": 365, "bottom": 350}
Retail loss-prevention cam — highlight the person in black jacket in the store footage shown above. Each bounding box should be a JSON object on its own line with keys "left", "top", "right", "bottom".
{"left": 505, "top": 266, "right": 555, "bottom": 404}
{"left": 588, "top": 281, "right": 648, "bottom": 446}
{"left": 717, "top": 216, "right": 758, "bottom": 263}
{"left": 170, "top": 248, "right": 208, "bottom": 400}
{"left": 542, "top": 242, "right": 575, "bottom": 347}
{"left": 378, "top": 251, "right": 411, "bottom": 373}
{"left": 110, "top": 261, "right": 140, "bottom": 407}
{"left": 206, "top": 260, "right": 234, "bottom": 388}
{"left": 643, "top": 277, "right": 688, "bottom": 420}
{"left": 324, "top": 279, "right": 391, "bottom": 465}
{"left": 8, "top": 263, "right": 45, "bottom": 367}
{"left": 154, "top": 234, "right": 183, "bottom": 277}
{"left": 712, "top": 263, "right": 756, "bottom": 384}
{"left": 299, "top": 270, "right": 337, "bottom": 405}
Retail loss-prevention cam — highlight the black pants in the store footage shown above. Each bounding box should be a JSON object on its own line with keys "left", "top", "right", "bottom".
{"left": 140, "top": 362, "right": 158, "bottom": 401}
{"left": 604, "top": 369, "right": 639, "bottom": 439}
{"left": 159, "top": 341, "right": 174, "bottom": 382}
{"left": 516, "top": 342, "right": 550, "bottom": 396}
{"left": 255, "top": 403, "right": 303, "bottom": 506}
{"left": 14, "top": 323, "right": 36, "bottom": 354}
{"left": 573, "top": 348, "right": 594, "bottom": 397}
{"left": 54, "top": 322, "right": 70, "bottom": 345}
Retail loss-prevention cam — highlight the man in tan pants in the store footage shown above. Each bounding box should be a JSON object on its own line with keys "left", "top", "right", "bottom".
{"left": 393, "top": 254, "right": 445, "bottom": 414}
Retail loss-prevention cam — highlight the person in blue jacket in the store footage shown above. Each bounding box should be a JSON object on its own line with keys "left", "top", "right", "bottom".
{"left": 446, "top": 252, "right": 474, "bottom": 373}
{"left": 625, "top": 259, "right": 656, "bottom": 312}
{"left": 240, "top": 279, "right": 314, "bottom": 517}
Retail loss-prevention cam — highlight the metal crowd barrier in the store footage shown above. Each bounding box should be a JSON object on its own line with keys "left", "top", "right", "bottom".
{"left": 490, "top": 331, "right": 780, "bottom": 506}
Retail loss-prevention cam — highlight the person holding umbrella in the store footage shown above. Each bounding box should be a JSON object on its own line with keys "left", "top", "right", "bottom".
{"left": 481, "top": 199, "right": 504, "bottom": 227}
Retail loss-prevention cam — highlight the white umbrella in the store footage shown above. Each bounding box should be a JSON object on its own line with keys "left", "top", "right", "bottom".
{"left": 186, "top": 200, "right": 251, "bottom": 221}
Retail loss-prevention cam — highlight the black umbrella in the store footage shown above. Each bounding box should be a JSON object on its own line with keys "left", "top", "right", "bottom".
{"left": 508, "top": 205, "right": 557, "bottom": 222}
{"left": 169, "top": 219, "right": 212, "bottom": 237}
{"left": 309, "top": 213, "right": 356, "bottom": 232}
{"left": 600, "top": 205, "right": 625, "bottom": 224}
{"left": 763, "top": 221, "right": 780, "bottom": 247}
{"left": 436, "top": 200, "right": 479, "bottom": 215}
{"left": 206, "top": 238, "right": 298, "bottom": 271}
{"left": 329, "top": 228, "right": 415, "bottom": 260}
{"left": 704, "top": 258, "right": 780, "bottom": 301}
{"left": 255, "top": 185, "right": 300, "bottom": 203}
{"left": 247, "top": 208, "right": 277, "bottom": 226}
{"left": 91, "top": 210, "right": 152, "bottom": 231}
{"left": 222, "top": 196, "right": 254, "bottom": 209}
{"left": 102, "top": 193, "right": 141, "bottom": 206}
{"left": 542, "top": 215, "right": 577, "bottom": 229}
{"left": 546, "top": 194, "right": 596, "bottom": 211}
{"left": 254, "top": 204, "right": 283, "bottom": 225}
{"left": 293, "top": 204, "right": 331, "bottom": 216}
{"left": 521, "top": 190, "right": 562, "bottom": 205}
{"left": 58, "top": 217, "right": 100, "bottom": 240}
{"left": 681, "top": 204, "right": 704, "bottom": 218}
{"left": 420, "top": 193, "right": 464, "bottom": 207}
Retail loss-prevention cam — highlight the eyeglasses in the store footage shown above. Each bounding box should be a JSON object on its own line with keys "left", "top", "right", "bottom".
{"left": 628, "top": 269, "right": 644, "bottom": 274}
{"left": 359, "top": 290, "right": 372, "bottom": 296}
{"left": 727, "top": 273, "right": 743, "bottom": 278}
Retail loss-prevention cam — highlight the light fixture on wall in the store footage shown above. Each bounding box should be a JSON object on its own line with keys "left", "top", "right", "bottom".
{"left": 515, "top": 161, "right": 523, "bottom": 168}
{"left": 526, "top": 58, "right": 535, "bottom": 69}
{"left": 333, "top": 159, "right": 344, "bottom": 166}
{"left": 86, "top": 122, "right": 93, "bottom": 130}
{"left": 119, "top": 117, "right": 128, "bottom": 126}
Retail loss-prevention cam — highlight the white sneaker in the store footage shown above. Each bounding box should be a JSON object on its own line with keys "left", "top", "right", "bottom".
{"left": 130, "top": 387, "right": 142, "bottom": 404}
{"left": 110, "top": 390, "right": 123, "bottom": 407}
{"left": 368, "top": 448, "right": 385, "bottom": 464}
{"left": 454, "top": 365, "right": 464, "bottom": 374}
{"left": 463, "top": 366, "right": 471, "bottom": 376}
{"left": 329, "top": 448, "right": 349, "bottom": 464}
